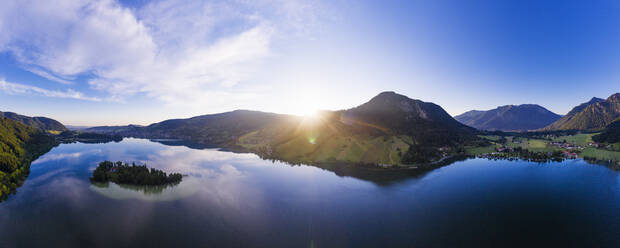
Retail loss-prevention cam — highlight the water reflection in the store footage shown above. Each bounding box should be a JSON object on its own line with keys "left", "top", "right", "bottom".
{"left": 90, "top": 181, "right": 191, "bottom": 201}
{"left": 3, "top": 138, "right": 620, "bottom": 247}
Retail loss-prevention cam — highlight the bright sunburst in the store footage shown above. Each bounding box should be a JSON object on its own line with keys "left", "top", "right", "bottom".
{"left": 300, "top": 108, "right": 320, "bottom": 118}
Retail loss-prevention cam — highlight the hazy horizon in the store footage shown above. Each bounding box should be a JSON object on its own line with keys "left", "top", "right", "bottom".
{"left": 1, "top": 0, "right": 620, "bottom": 126}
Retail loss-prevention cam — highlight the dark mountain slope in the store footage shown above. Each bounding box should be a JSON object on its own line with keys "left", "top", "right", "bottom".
{"left": 0, "top": 111, "right": 66, "bottom": 131}
{"left": 340, "top": 91, "right": 476, "bottom": 145}
{"left": 454, "top": 104, "right": 561, "bottom": 131}
{"left": 141, "top": 110, "right": 298, "bottom": 145}
{"left": 593, "top": 118, "right": 620, "bottom": 143}
{"left": 86, "top": 110, "right": 299, "bottom": 146}
{"left": 545, "top": 93, "right": 620, "bottom": 130}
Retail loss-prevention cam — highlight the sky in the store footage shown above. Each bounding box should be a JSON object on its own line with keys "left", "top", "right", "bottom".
{"left": 1, "top": 0, "right": 620, "bottom": 126}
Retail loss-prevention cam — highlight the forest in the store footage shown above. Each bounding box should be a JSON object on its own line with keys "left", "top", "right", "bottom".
{"left": 90, "top": 161, "right": 183, "bottom": 186}
{"left": 0, "top": 118, "right": 57, "bottom": 200}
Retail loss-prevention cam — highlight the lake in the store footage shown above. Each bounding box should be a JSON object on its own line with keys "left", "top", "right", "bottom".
{"left": 2, "top": 138, "right": 620, "bottom": 247}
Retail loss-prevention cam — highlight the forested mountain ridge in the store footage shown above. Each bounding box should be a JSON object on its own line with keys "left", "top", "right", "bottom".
{"left": 85, "top": 110, "right": 296, "bottom": 146}
{"left": 544, "top": 93, "right": 620, "bottom": 130}
{"left": 0, "top": 111, "right": 66, "bottom": 131}
{"left": 593, "top": 118, "right": 620, "bottom": 143}
{"left": 0, "top": 118, "right": 57, "bottom": 200}
{"left": 454, "top": 104, "right": 561, "bottom": 131}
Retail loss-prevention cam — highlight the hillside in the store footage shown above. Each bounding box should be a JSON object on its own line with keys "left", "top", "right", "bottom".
{"left": 0, "top": 111, "right": 66, "bottom": 131}
{"left": 592, "top": 119, "right": 620, "bottom": 143}
{"left": 87, "top": 91, "right": 481, "bottom": 166}
{"left": 543, "top": 97, "right": 605, "bottom": 130}
{"left": 85, "top": 125, "right": 144, "bottom": 135}
{"left": 238, "top": 92, "right": 478, "bottom": 165}
{"left": 545, "top": 93, "right": 620, "bottom": 130}
{"left": 85, "top": 110, "right": 296, "bottom": 146}
{"left": 0, "top": 118, "right": 57, "bottom": 200}
{"left": 454, "top": 104, "right": 561, "bottom": 131}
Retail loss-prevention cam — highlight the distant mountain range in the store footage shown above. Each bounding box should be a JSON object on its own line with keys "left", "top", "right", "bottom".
{"left": 6, "top": 90, "right": 617, "bottom": 166}
{"left": 0, "top": 111, "right": 66, "bottom": 131}
{"left": 454, "top": 104, "right": 561, "bottom": 131}
{"left": 544, "top": 93, "right": 620, "bottom": 130}
{"left": 86, "top": 91, "right": 479, "bottom": 165}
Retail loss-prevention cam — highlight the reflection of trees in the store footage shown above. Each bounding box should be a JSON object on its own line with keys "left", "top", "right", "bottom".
{"left": 307, "top": 156, "right": 469, "bottom": 186}
{"left": 91, "top": 181, "right": 181, "bottom": 195}
{"left": 583, "top": 157, "right": 620, "bottom": 171}
{"left": 152, "top": 139, "right": 471, "bottom": 186}
{"left": 150, "top": 139, "right": 217, "bottom": 150}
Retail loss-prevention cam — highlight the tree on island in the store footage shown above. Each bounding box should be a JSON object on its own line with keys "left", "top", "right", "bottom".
{"left": 90, "top": 161, "right": 182, "bottom": 186}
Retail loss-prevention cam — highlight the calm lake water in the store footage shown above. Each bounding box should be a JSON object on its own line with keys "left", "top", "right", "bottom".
{"left": 2, "top": 138, "right": 620, "bottom": 247}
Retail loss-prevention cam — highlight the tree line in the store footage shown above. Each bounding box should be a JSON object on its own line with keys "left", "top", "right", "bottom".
{"left": 90, "top": 161, "right": 182, "bottom": 186}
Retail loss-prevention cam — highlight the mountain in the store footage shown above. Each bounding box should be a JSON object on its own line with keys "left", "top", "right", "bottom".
{"left": 87, "top": 91, "right": 480, "bottom": 165}
{"left": 85, "top": 111, "right": 296, "bottom": 146}
{"left": 593, "top": 118, "right": 620, "bottom": 143}
{"left": 65, "top": 125, "right": 91, "bottom": 131}
{"left": 0, "top": 118, "right": 57, "bottom": 200}
{"left": 543, "top": 97, "right": 606, "bottom": 130}
{"left": 85, "top": 125, "right": 144, "bottom": 135}
{"left": 340, "top": 91, "right": 476, "bottom": 144}
{"left": 544, "top": 93, "right": 620, "bottom": 130}
{"left": 0, "top": 111, "right": 66, "bottom": 131}
{"left": 454, "top": 104, "right": 561, "bottom": 131}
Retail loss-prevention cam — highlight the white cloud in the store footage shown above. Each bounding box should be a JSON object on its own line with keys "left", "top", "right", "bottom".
{"left": 0, "top": 0, "right": 323, "bottom": 107}
{"left": 0, "top": 78, "right": 101, "bottom": 101}
{"left": 23, "top": 67, "right": 75, "bottom": 85}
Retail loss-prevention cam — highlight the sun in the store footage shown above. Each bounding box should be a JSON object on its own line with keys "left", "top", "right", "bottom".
{"left": 300, "top": 108, "right": 319, "bottom": 118}
{"left": 293, "top": 89, "right": 323, "bottom": 118}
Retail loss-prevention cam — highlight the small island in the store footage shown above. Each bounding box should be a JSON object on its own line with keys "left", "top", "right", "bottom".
{"left": 90, "top": 161, "right": 182, "bottom": 186}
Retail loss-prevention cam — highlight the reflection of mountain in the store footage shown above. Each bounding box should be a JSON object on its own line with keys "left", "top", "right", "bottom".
{"left": 150, "top": 139, "right": 469, "bottom": 186}
{"left": 91, "top": 181, "right": 181, "bottom": 195}
{"left": 284, "top": 155, "right": 469, "bottom": 186}
{"left": 150, "top": 139, "right": 216, "bottom": 150}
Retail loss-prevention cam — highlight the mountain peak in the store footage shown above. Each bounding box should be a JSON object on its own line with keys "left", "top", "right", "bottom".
{"left": 340, "top": 91, "right": 473, "bottom": 140}
{"left": 370, "top": 91, "right": 409, "bottom": 101}
{"left": 0, "top": 110, "right": 66, "bottom": 131}
{"left": 359, "top": 91, "right": 429, "bottom": 115}
{"left": 590, "top": 97, "right": 605, "bottom": 103}
{"left": 454, "top": 104, "right": 560, "bottom": 131}
{"left": 544, "top": 93, "right": 620, "bottom": 130}
{"left": 607, "top": 93, "right": 620, "bottom": 102}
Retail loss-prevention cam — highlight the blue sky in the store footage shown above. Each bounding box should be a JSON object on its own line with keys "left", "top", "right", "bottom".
{"left": 0, "top": 0, "right": 619, "bottom": 125}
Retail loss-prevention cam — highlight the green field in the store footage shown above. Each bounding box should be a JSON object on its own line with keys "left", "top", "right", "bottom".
{"left": 479, "top": 135, "right": 502, "bottom": 141}
{"left": 240, "top": 130, "right": 414, "bottom": 165}
{"left": 552, "top": 133, "right": 596, "bottom": 146}
{"left": 526, "top": 139, "right": 562, "bottom": 152}
{"left": 240, "top": 130, "right": 620, "bottom": 166}
{"left": 580, "top": 148, "right": 620, "bottom": 161}
{"left": 465, "top": 145, "right": 497, "bottom": 155}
